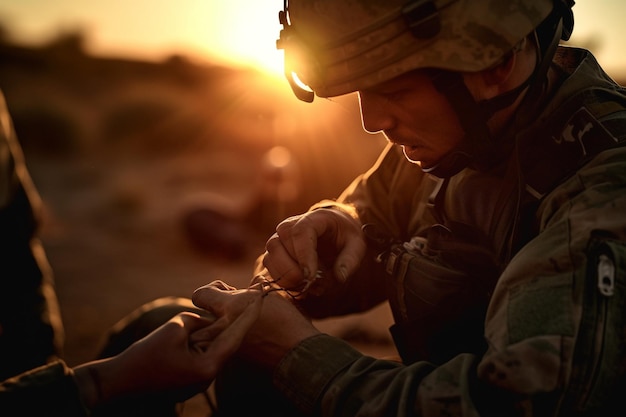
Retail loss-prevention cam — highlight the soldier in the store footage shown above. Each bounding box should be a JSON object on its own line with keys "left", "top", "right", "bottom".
{"left": 0, "top": 91, "right": 64, "bottom": 381}
{"left": 193, "top": 0, "right": 626, "bottom": 416}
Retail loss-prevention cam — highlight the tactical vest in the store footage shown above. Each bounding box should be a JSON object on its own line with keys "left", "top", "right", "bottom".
{"left": 379, "top": 88, "right": 626, "bottom": 366}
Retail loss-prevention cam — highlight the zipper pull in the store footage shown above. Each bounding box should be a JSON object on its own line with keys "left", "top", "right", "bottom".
{"left": 597, "top": 254, "right": 615, "bottom": 297}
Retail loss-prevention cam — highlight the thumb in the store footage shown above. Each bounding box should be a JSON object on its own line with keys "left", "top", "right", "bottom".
{"left": 192, "top": 280, "right": 233, "bottom": 313}
{"left": 176, "top": 312, "right": 216, "bottom": 333}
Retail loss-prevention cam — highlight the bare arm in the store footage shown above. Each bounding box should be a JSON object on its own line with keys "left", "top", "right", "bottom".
{"left": 74, "top": 288, "right": 262, "bottom": 409}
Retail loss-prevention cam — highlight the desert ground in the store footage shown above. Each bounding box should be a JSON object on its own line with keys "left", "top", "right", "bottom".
{"left": 1, "top": 37, "right": 396, "bottom": 415}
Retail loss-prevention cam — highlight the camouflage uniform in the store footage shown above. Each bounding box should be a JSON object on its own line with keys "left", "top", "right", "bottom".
{"left": 0, "top": 90, "right": 64, "bottom": 381}
{"left": 217, "top": 46, "right": 626, "bottom": 416}
{"left": 0, "top": 360, "right": 89, "bottom": 416}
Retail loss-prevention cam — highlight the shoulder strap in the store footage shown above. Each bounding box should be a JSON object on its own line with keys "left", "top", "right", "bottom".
{"left": 521, "top": 103, "right": 626, "bottom": 199}
{"left": 509, "top": 97, "right": 626, "bottom": 256}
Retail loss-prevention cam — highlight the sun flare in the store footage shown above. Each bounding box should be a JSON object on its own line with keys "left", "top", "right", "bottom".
{"left": 203, "top": 1, "right": 286, "bottom": 76}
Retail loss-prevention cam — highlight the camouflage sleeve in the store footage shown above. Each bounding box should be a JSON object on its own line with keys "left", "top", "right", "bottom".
{"left": 274, "top": 147, "right": 626, "bottom": 416}
{"left": 274, "top": 334, "right": 482, "bottom": 417}
{"left": 477, "top": 145, "right": 626, "bottom": 415}
{"left": 0, "top": 360, "right": 89, "bottom": 417}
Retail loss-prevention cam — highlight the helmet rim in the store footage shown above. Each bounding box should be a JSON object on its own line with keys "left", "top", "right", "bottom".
{"left": 279, "top": 0, "right": 556, "bottom": 99}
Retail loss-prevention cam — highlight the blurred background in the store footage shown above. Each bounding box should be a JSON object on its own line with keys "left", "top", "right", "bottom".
{"left": 0, "top": 0, "right": 623, "bottom": 390}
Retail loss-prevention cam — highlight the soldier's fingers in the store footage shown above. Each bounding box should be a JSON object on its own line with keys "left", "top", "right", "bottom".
{"left": 200, "top": 291, "right": 263, "bottom": 360}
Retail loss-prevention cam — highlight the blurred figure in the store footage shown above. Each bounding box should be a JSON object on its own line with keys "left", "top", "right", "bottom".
{"left": 0, "top": 90, "right": 64, "bottom": 381}
{"left": 0, "top": 90, "right": 263, "bottom": 417}
{"left": 182, "top": 145, "right": 300, "bottom": 261}
{"left": 253, "top": 145, "right": 300, "bottom": 230}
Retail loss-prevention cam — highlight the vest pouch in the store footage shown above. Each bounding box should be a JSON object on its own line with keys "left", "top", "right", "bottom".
{"left": 387, "top": 224, "right": 499, "bottom": 365}
{"left": 559, "top": 236, "right": 626, "bottom": 415}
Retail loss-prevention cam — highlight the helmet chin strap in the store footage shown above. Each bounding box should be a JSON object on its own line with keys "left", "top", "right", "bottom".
{"left": 423, "top": 6, "right": 567, "bottom": 179}
{"left": 424, "top": 70, "right": 494, "bottom": 178}
{"left": 423, "top": 64, "right": 534, "bottom": 178}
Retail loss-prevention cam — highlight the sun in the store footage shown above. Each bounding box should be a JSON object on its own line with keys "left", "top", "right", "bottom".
{"left": 201, "top": 1, "right": 286, "bottom": 76}
{"left": 235, "top": 43, "right": 285, "bottom": 77}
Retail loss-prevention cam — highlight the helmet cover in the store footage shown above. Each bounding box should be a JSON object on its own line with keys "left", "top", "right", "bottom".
{"left": 277, "top": 0, "right": 556, "bottom": 99}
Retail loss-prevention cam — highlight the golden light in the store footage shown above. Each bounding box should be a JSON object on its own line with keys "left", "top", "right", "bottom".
{"left": 265, "top": 145, "right": 293, "bottom": 169}
{"left": 202, "top": 1, "right": 287, "bottom": 77}
{"left": 290, "top": 71, "right": 313, "bottom": 93}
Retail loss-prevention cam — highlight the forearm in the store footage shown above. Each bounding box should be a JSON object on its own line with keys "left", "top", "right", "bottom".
{"left": 274, "top": 334, "right": 486, "bottom": 417}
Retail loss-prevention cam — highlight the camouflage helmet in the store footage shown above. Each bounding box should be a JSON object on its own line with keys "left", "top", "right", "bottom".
{"left": 277, "top": 0, "right": 558, "bottom": 101}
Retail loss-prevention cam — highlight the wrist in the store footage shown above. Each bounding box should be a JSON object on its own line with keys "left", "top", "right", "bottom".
{"left": 243, "top": 301, "right": 321, "bottom": 369}
{"left": 73, "top": 362, "right": 105, "bottom": 409}
{"left": 73, "top": 357, "right": 128, "bottom": 409}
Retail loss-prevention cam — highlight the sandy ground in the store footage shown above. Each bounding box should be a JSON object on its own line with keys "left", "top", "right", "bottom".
{"left": 27, "top": 148, "right": 396, "bottom": 416}
{"left": 30, "top": 149, "right": 397, "bottom": 361}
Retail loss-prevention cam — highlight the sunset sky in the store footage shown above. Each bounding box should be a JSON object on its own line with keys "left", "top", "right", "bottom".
{"left": 0, "top": 1, "right": 624, "bottom": 78}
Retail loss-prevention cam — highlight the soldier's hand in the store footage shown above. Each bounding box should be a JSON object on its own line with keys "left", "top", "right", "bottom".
{"left": 192, "top": 280, "right": 320, "bottom": 369}
{"left": 261, "top": 207, "right": 366, "bottom": 294}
